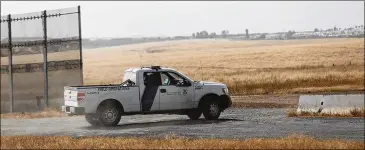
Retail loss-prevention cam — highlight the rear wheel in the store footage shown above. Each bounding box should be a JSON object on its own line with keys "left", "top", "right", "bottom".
{"left": 97, "top": 103, "right": 122, "bottom": 126}
{"left": 187, "top": 108, "right": 202, "bottom": 120}
{"left": 202, "top": 100, "right": 221, "bottom": 120}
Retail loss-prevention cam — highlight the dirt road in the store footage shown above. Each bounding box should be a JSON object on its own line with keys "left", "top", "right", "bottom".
{"left": 1, "top": 108, "right": 364, "bottom": 140}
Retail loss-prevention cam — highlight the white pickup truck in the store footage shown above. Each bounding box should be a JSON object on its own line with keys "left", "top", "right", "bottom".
{"left": 62, "top": 66, "right": 231, "bottom": 126}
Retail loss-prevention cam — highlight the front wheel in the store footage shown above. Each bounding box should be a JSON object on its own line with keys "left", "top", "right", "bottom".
{"left": 202, "top": 100, "right": 221, "bottom": 120}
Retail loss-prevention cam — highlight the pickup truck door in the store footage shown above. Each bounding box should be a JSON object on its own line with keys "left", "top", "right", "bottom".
{"left": 180, "top": 83, "right": 194, "bottom": 108}
{"left": 140, "top": 72, "right": 161, "bottom": 111}
{"left": 159, "top": 71, "right": 193, "bottom": 110}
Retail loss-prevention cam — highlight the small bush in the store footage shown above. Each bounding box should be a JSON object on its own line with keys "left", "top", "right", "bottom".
{"left": 287, "top": 108, "right": 365, "bottom": 118}
{"left": 1, "top": 108, "right": 67, "bottom": 119}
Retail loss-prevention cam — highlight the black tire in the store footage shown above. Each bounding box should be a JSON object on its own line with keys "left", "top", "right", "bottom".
{"left": 202, "top": 100, "right": 221, "bottom": 120}
{"left": 187, "top": 108, "right": 202, "bottom": 120}
{"left": 97, "top": 103, "right": 122, "bottom": 126}
{"left": 85, "top": 113, "right": 101, "bottom": 126}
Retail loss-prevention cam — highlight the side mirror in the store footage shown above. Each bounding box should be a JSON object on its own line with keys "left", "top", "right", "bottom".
{"left": 176, "top": 80, "right": 184, "bottom": 86}
{"left": 176, "top": 80, "right": 191, "bottom": 87}
{"left": 184, "top": 80, "right": 191, "bottom": 86}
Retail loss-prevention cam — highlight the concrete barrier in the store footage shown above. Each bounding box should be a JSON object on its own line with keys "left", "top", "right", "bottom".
{"left": 297, "top": 94, "right": 364, "bottom": 114}
{"left": 297, "top": 95, "right": 324, "bottom": 113}
{"left": 321, "top": 94, "right": 364, "bottom": 114}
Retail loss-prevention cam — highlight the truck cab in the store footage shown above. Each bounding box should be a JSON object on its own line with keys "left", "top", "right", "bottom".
{"left": 62, "top": 66, "right": 232, "bottom": 126}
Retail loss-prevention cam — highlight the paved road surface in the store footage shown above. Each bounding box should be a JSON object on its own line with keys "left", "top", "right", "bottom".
{"left": 1, "top": 108, "right": 364, "bottom": 140}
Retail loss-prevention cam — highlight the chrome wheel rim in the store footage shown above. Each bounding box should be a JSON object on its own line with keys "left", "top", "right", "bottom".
{"left": 209, "top": 103, "right": 219, "bottom": 116}
{"left": 103, "top": 108, "right": 118, "bottom": 123}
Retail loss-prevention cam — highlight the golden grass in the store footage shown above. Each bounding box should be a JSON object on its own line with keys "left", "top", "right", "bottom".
{"left": 0, "top": 50, "right": 80, "bottom": 65}
{"left": 82, "top": 38, "right": 364, "bottom": 95}
{"left": 0, "top": 108, "right": 67, "bottom": 119}
{"left": 1, "top": 134, "right": 363, "bottom": 149}
{"left": 287, "top": 108, "right": 365, "bottom": 118}
{"left": 1, "top": 70, "right": 82, "bottom": 113}
{"left": 232, "top": 102, "right": 296, "bottom": 108}
{"left": 1, "top": 38, "right": 364, "bottom": 95}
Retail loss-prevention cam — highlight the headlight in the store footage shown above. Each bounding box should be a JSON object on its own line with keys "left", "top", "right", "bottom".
{"left": 222, "top": 88, "right": 229, "bottom": 95}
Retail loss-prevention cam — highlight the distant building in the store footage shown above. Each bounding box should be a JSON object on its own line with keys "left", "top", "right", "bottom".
{"left": 265, "top": 33, "right": 285, "bottom": 40}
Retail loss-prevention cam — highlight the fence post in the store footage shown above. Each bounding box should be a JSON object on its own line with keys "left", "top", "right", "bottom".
{"left": 42, "top": 10, "right": 48, "bottom": 107}
{"left": 7, "top": 14, "right": 14, "bottom": 113}
{"left": 78, "top": 5, "right": 84, "bottom": 85}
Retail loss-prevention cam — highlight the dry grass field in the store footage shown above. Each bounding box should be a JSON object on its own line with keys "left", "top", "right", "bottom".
{"left": 1, "top": 38, "right": 363, "bottom": 149}
{"left": 1, "top": 134, "right": 363, "bottom": 149}
{"left": 0, "top": 70, "right": 82, "bottom": 113}
{"left": 0, "top": 108, "right": 67, "bottom": 119}
{"left": 1, "top": 38, "right": 364, "bottom": 107}
{"left": 287, "top": 108, "right": 365, "bottom": 118}
{"left": 82, "top": 38, "right": 364, "bottom": 95}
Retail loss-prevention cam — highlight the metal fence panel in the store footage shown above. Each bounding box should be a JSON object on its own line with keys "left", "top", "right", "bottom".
{"left": 0, "top": 15, "right": 10, "bottom": 113}
{"left": 0, "top": 6, "right": 83, "bottom": 113}
{"left": 9, "top": 11, "right": 46, "bottom": 112}
{"left": 46, "top": 7, "right": 82, "bottom": 109}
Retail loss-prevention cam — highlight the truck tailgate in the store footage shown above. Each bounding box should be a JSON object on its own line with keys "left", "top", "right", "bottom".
{"left": 64, "top": 89, "right": 79, "bottom": 107}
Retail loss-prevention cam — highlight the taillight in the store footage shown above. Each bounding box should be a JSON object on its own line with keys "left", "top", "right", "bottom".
{"left": 77, "top": 92, "right": 86, "bottom": 102}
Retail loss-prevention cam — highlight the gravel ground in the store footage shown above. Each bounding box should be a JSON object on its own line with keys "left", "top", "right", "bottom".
{"left": 1, "top": 108, "right": 364, "bottom": 140}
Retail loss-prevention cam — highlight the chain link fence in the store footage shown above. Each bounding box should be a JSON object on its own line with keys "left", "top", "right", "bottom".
{"left": 0, "top": 6, "right": 83, "bottom": 113}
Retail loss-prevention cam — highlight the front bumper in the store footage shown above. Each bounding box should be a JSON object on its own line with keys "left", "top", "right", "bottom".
{"left": 220, "top": 94, "right": 232, "bottom": 109}
{"left": 61, "top": 105, "right": 85, "bottom": 115}
{"left": 227, "top": 95, "right": 232, "bottom": 107}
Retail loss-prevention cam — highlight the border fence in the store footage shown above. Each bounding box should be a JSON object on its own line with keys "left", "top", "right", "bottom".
{"left": 0, "top": 6, "right": 83, "bottom": 113}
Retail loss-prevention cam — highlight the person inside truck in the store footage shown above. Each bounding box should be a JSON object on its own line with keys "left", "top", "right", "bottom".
{"left": 141, "top": 72, "right": 162, "bottom": 111}
{"left": 121, "top": 79, "right": 135, "bottom": 86}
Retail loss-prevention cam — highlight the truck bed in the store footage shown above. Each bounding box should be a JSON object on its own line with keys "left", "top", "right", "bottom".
{"left": 65, "top": 79, "right": 136, "bottom": 90}
{"left": 65, "top": 84, "right": 137, "bottom": 90}
{"left": 66, "top": 84, "right": 120, "bottom": 88}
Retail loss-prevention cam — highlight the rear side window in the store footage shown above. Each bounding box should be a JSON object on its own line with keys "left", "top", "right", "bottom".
{"left": 123, "top": 71, "right": 137, "bottom": 83}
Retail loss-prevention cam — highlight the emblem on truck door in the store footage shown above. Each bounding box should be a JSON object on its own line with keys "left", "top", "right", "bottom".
{"left": 182, "top": 89, "right": 188, "bottom": 96}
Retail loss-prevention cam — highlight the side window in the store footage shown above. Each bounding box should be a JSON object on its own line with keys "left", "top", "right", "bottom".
{"left": 160, "top": 72, "right": 190, "bottom": 86}
{"left": 161, "top": 73, "right": 170, "bottom": 86}
{"left": 168, "top": 72, "right": 184, "bottom": 81}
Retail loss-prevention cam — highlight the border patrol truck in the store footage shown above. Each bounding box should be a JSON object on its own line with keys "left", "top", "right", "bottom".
{"left": 62, "top": 66, "right": 232, "bottom": 126}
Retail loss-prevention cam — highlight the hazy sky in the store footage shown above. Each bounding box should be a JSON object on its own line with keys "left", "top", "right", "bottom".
{"left": 1, "top": 1, "right": 364, "bottom": 38}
